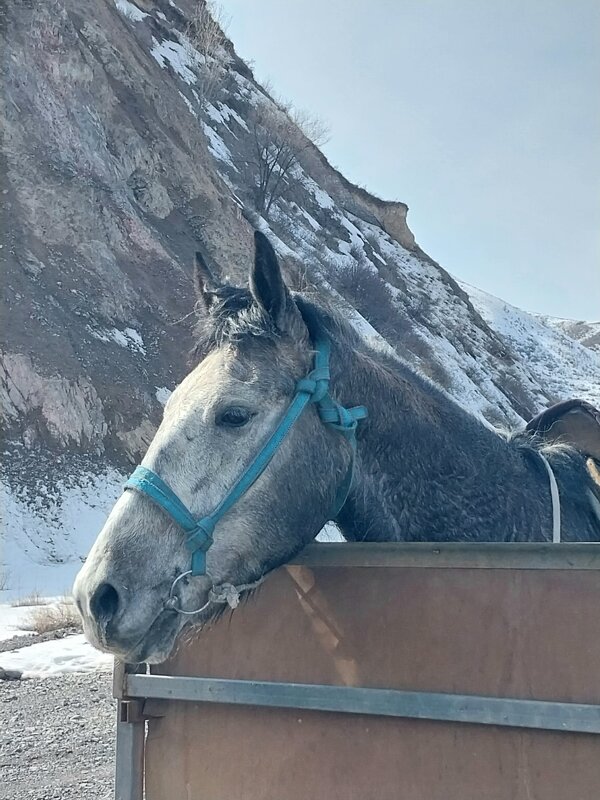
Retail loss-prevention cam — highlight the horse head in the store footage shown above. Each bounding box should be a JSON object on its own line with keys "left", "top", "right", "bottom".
{"left": 74, "top": 232, "right": 364, "bottom": 663}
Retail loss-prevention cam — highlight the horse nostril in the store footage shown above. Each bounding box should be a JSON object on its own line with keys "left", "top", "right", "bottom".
{"left": 90, "top": 582, "right": 120, "bottom": 625}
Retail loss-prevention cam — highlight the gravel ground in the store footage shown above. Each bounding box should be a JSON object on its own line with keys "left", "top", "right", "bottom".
{"left": 0, "top": 627, "right": 82, "bottom": 655}
{"left": 0, "top": 671, "right": 115, "bottom": 799}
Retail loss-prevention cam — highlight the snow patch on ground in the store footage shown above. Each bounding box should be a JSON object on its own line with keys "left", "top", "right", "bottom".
{"left": 202, "top": 123, "right": 236, "bottom": 167}
{"left": 178, "top": 91, "right": 197, "bottom": 117}
{"left": 205, "top": 101, "right": 249, "bottom": 132}
{"left": 340, "top": 215, "right": 366, "bottom": 251}
{"left": 537, "top": 315, "right": 600, "bottom": 354}
{"left": 300, "top": 172, "right": 335, "bottom": 209}
{"left": 219, "top": 103, "right": 249, "bottom": 131}
{"left": 86, "top": 325, "right": 146, "bottom": 355}
{"left": 230, "top": 71, "right": 263, "bottom": 105}
{"left": 205, "top": 102, "right": 226, "bottom": 125}
{"left": 155, "top": 386, "right": 173, "bottom": 406}
{"left": 0, "top": 634, "right": 112, "bottom": 678}
{"left": 150, "top": 36, "right": 199, "bottom": 85}
{"left": 295, "top": 205, "right": 321, "bottom": 230}
{"left": 0, "top": 604, "right": 39, "bottom": 642}
{"left": 114, "top": 0, "right": 148, "bottom": 22}
{"left": 122, "top": 327, "right": 145, "bottom": 354}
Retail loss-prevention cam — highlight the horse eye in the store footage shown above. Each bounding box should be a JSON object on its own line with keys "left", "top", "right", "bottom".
{"left": 216, "top": 407, "right": 253, "bottom": 428}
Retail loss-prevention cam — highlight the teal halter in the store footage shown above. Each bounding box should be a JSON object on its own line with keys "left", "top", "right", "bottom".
{"left": 124, "top": 337, "right": 367, "bottom": 577}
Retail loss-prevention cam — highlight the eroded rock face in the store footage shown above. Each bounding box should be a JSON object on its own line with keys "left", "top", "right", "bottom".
{"left": 0, "top": 352, "right": 106, "bottom": 450}
{"left": 377, "top": 203, "right": 415, "bottom": 250}
{"left": 1, "top": 0, "right": 251, "bottom": 469}
{"left": 115, "top": 418, "right": 158, "bottom": 464}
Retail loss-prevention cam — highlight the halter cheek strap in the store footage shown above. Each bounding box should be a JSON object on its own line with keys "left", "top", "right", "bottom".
{"left": 124, "top": 337, "right": 367, "bottom": 577}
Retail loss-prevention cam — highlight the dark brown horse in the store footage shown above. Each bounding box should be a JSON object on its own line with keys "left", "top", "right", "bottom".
{"left": 525, "top": 398, "right": 600, "bottom": 460}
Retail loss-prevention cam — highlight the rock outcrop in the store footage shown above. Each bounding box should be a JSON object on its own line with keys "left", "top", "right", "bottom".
{"left": 1, "top": 0, "right": 598, "bottom": 527}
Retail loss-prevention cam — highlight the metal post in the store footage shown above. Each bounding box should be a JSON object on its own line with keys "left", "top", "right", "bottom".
{"left": 114, "top": 660, "right": 146, "bottom": 800}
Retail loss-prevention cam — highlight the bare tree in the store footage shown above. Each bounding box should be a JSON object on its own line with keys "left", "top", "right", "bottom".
{"left": 240, "top": 100, "right": 329, "bottom": 218}
{"left": 186, "top": 1, "right": 231, "bottom": 104}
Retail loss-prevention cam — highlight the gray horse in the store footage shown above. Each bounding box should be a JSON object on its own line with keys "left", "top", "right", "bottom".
{"left": 74, "top": 232, "right": 600, "bottom": 663}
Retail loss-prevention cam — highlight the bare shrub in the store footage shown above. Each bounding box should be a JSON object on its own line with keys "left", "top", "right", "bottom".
{"left": 285, "top": 256, "right": 323, "bottom": 294}
{"left": 238, "top": 100, "right": 329, "bottom": 218}
{"left": 482, "top": 405, "right": 509, "bottom": 428}
{"left": 186, "top": 1, "right": 231, "bottom": 104}
{"left": 420, "top": 356, "right": 454, "bottom": 391}
{"left": 21, "top": 599, "right": 82, "bottom": 634}
{"left": 409, "top": 293, "right": 435, "bottom": 325}
{"left": 11, "top": 591, "right": 46, "bottom": 607}
{"left": 331, "top": 260, "right": 399, "bottom": 338}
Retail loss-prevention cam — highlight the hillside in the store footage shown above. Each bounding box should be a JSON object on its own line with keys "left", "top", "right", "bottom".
{"left": 462, "top": 284, "right": 599, "bottom": 406}
{"left": 536, "top": 316, "right": 600, "bottom": 355}
{"left": 1, "top": 0, "right": 598, "bottom": 593}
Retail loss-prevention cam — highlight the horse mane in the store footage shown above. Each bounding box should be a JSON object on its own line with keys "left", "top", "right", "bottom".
{"left": 189, "top": 284, "right": 590, "bottom": 472}
{"left": 188, "top": 281, "right": 600, "bottom": 531}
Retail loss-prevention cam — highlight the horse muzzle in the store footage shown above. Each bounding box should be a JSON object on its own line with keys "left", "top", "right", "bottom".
{"left": 73, "top": 566, "right": 207, "bottom": 663}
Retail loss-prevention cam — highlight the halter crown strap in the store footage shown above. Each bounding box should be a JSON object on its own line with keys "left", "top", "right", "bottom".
{"left": 124, "top": 336, "right": 367, "bottom": 576}
{"left": 297, "top": 338, "right": 367, "bottom": 437}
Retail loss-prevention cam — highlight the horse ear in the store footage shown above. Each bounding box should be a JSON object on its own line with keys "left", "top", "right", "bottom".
{"left": 194, "top": 251, "right": 220, "bottom": 313}
{"left": 250, "top": 231, "right": 288, "bottom": 325}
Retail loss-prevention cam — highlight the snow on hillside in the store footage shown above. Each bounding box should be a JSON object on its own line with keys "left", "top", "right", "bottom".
{"left": 537, "top": 316, "right": 600, "bottom": 354}
{"left": 0, "top": 469, "right": 124, "bottom": 598}
{"left": 462, "top": 282, "right": 600, "bottom": 405}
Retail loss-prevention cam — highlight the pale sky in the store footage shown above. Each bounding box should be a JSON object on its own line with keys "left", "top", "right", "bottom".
{"left": 222, "top": 0, "right": 599, "bottom": 321}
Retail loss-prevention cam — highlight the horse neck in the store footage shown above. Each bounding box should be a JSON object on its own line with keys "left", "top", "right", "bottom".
{"left": 331, "top": 341, "right": 549, "bottom": 542}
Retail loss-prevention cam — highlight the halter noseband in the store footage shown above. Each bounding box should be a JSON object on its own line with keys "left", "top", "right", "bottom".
{"left": 123, "top": 337, "right": 367, "bottom": 581}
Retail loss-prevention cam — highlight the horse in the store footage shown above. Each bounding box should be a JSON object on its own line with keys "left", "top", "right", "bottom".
{"left": 525, "top": 398, "right": 600, "bottom": 460}
{"left": 73, "top": 231, "right": 600, "bottom": 664}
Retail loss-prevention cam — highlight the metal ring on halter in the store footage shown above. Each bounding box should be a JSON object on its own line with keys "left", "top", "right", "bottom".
{"left": 164, "top": 570, "right": 212, "bottom": 616}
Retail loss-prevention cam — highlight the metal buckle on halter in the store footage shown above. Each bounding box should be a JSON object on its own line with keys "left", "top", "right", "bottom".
{"left": 165, "top": 571, "right": 267, "bottom": 616}
{"left": 164, "top": 571, "right": 212, "bottom": 616}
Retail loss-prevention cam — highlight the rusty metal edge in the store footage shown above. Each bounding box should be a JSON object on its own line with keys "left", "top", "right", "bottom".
{"left": 289, "top": 542, "right": 600, "bottom": 570}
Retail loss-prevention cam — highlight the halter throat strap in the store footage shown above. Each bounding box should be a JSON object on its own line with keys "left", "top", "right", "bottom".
{"left": 124, "top": 337, "right": 367, "bottom": 576}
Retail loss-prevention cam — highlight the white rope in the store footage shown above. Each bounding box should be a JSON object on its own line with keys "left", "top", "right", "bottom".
{"left": 208, "top": 575, "right": 266, "bottom": 609}
{"left": 165, "top": 572, "right": 266, "bottom": 615}
{"left": 538, "top": 452, "right": 561, "bottom": 543}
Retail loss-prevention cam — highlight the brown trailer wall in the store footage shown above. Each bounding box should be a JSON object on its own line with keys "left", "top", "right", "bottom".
{"left": 145, "top": 558, "right": 600, "bottom": 800}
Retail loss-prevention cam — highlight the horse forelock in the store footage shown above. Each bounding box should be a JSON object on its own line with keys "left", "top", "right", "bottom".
{"left": 191, "top": 286, "right": 360, "bottom": 365}
{"left": 191, "top": 285, "right": 276, "bottom": 360}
